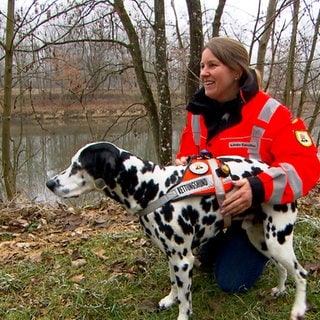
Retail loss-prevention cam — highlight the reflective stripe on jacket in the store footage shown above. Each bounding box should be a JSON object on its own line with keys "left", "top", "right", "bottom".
{"left": 177, "top": 91, "right": 320, "bottom": 204}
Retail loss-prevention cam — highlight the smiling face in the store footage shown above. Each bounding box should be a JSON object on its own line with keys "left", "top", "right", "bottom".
{"left": 200, "top": 48, "right": 241, "bottom": 103}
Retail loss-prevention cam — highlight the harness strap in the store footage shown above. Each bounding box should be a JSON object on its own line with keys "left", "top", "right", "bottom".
{"left": 137, "top": 190, "right": 179, "bottom": 216}
{"left": 192, "top": 114, "right": 201, "bottom": 153}
{"left": 208, "top": 158, "right": 231, "bottom": 228}
{"left": 137, "top": 158, "right": 233, "bottom": 228}
{"left": 137, "top": 174, "right": 215, "bottom": 217}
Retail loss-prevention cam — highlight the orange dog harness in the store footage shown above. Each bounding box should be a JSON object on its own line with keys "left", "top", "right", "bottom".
{"left": 137, "top": 155, "right": 234, "bottom": 228}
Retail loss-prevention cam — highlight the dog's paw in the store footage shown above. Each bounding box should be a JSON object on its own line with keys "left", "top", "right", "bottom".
{"left": 290, "top": 302, "right": 306, "bottom": 320}
{"left": 158, "top": 294, "right": 177, "bottom": 310}
{"left": 271, "top": 286, "right": 286, "bottom": 297}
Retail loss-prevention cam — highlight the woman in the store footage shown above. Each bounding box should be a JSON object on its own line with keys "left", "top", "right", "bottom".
{"left": 176, "top": 37, "right": 320, "bottom": 293}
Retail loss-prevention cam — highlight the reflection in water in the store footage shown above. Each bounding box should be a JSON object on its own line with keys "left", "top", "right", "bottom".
{"left": 0, "top": 117, "right": 184, "bottom": 203}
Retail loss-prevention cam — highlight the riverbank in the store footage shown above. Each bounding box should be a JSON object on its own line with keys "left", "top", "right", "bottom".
{"left": 3, "top": 90, "right": 186, "bottom": 121}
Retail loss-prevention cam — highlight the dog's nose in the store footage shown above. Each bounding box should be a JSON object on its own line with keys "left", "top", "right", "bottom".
{"left": 46, "top": 179, "right": 56, "bottom": 191}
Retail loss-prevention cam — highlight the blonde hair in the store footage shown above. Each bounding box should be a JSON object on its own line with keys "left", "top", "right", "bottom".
{"left": 203, "top": 37, "right": 251, "bottom": 83}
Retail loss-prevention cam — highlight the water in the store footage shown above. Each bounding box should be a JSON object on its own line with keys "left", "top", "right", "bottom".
{"left": 1, "top": 114, "right": 319, "bottom": 203}
{"left": 1, "top": 116, "right": 185, "bottom": 203}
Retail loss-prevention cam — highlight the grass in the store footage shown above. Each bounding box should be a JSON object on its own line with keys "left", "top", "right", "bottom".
{"left": 0, "top": 212, "right": 319, "bottom": 319}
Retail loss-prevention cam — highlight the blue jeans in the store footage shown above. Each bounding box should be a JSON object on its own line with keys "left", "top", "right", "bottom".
{"left": 199, "top": 222, "right": 268, "bottom": 293}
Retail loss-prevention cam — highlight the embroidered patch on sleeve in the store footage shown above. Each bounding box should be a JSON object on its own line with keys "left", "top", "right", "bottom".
{"left": 294, "top": 131, "right": 313, "bottom": 147}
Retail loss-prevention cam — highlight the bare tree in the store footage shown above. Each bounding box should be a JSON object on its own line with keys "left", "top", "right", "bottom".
{"left": 283, "top": 0, "right": 299, "bottom": 108}
{"left": 2, "top": 0, "right": 16, "bottom": 199}
{"left": 297, "top": 8, "right": 320, "bottom": 118}
{"left": 185, "top": 0, "right": 203, "bottom": 103}
{"left": 256, "top": 0, "right": 277, "bottom": 80}
{"left": 212, "top": 0, "right": 226, "bottom": 37}
{"left": 112, "top": 0, "right": 161, "bottom": 161}
{"left": 154, "top": 0, "right": 172, "bottom": 164}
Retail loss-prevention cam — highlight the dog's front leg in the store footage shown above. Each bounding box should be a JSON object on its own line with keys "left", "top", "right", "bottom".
{"left": 159, "top": 261, "right": 178, "bottom": 310}
{"left": 159, "top": 254, "right": 194, "bottom": 320}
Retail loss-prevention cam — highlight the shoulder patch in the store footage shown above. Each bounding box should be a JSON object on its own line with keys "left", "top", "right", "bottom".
{"left": 294, "top": 130, "right": 313, "bottom": 147}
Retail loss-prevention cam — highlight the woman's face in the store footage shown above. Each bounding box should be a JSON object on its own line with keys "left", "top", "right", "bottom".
{"left": 200, "top": 48, "right": 240, "bottom": 103}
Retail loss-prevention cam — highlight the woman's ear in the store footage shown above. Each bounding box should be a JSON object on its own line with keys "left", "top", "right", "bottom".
{"left": 234, "top": 68, "right": 243, "bottom": 81}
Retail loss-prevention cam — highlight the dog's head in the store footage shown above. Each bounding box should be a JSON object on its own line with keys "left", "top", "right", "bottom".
{"left": 46, "top": 142, "right": 126, "bottom": 198}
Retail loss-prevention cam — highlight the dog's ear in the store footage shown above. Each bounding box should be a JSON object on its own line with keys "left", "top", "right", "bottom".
{"left": 79, "top": 143, "right": 121, "bottom": 183}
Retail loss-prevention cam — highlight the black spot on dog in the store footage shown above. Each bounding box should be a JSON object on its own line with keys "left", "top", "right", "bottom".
{"left": 174, "top": 235, "right": 184, "bottom": 245}
{"left": 181, "top": 206, "right": 199, "bottom": 226}
{"left": 273, "top": 204, "right": 289, "bottom": 213}
{"left": 277, "top": 224, "right": 293, "bottom": 244}
{"left": 219, "top": 157, "right": 243, "bottom": 163}
{"left": 182, "top": 264, "right": 188, "bottom": 272}
{"left": 162, "top": 224, "right": 174, "bottom": 240}
{"left": 241, "top": 170, "right": 254, "bottom": 178}
{"left": 165, "top": 170, "right": 181, "bottom": 187}
{"left": 196, "top": 227, "right": 205, "bottom": 239}
{"left": 178, "top": 215, "right": 193, "bottom": 235}
{"left": 176, "top": 275, "right": 183, "bottom": 288}
{"left": 251, "top": 166, "right": 264, "bottom": 176}
{"left": 140, "top": 161, "right": 155, "bottom": 174}
{"left": 133, "top": 180, "right": 159, "bottom": 208}
{"left": 161, "top": 203, "right": 174, "bottom": 222}
{"left": 70, "top": 162, "right": 81, "bottom": 176}
{"left": 200, "top": 196, "right": 220, "bottom": 213}
{"left": 119, "top": 166, "right": 139, "bottom": 197}
{"left": 202, "top": 215, "right": 216, "bottom": 225}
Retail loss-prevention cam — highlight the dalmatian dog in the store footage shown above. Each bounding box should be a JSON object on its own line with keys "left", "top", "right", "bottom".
{"left": 46, "top": 142, "right": 307, "bottom": 320}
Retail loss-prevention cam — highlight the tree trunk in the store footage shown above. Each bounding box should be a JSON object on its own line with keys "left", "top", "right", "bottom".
{"left": 283, "top": 0, "right": 299, "bottom": 108}
{"left": 113, "top": 0, "right": 160, "bottom": 161}
{"left": 2, "top": 0, "right": 16, "bottom": 200}
{"left": 185, "top": 0, "right": 203, "bottom": 103}
{"left": 212, "top": 0, "right": 226, "bottom": 37}
{"left": 256, "top": 0, "right": 277, "bottom": 80}
{"left": 297, "top": 9, "right": 320, "bottom": 117}
{"left": 154, "top": 0, "right": 172, "bottom": 165}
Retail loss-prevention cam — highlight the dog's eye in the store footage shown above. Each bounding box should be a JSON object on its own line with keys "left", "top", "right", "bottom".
{"left": 70, "top": 162, "right": 82, "bottom": 175}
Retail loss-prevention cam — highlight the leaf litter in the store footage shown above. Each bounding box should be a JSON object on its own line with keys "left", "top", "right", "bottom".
{"left": 0, "top": 197, "right": 140, "bottom": 266}
{"left": 0, "top": 183, "right": 319, "bottom": 315}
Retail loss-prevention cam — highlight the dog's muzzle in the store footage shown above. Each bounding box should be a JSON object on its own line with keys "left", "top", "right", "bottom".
{"left": 46, "top": 179, "right": 56, "bottom": 192}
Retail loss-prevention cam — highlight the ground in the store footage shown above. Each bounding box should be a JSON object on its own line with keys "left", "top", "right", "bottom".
{"left": 0, "top": 185, "right": 319, "bottom": 319}
{"left": 0, "top": 183, "right": 319, "bottom": 268}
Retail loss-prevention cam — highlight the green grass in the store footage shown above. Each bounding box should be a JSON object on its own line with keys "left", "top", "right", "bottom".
{"left": 0, "top": 217, "right": 319, "bottom": 320}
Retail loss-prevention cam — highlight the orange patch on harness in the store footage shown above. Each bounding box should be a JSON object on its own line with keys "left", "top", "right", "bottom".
{"left": 180, "top": 158, "right": 233, "bottom": 197}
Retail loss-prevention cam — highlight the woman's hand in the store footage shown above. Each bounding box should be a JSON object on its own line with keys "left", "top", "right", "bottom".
{"left": 175, "top": 157, "right": 189, "bottom": 165}
{"left": 221, "top": 179, "right": 253, "bottom": 216}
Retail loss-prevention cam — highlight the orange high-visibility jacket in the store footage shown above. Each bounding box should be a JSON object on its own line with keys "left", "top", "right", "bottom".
{"left": 177, "top": 90, "right": 320, "bottom": 204}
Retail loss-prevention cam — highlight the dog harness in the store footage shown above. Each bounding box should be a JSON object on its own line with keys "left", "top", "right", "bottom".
{"left": 137, "top": 152, "right": 234, "bottom": 228}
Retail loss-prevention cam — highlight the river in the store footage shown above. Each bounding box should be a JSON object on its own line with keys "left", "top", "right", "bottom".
{"left": 1, "top": 116, "right": 185, "bottom": 203}
{"left": 1, "top": 114, "right": 319, "bottom": 204}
